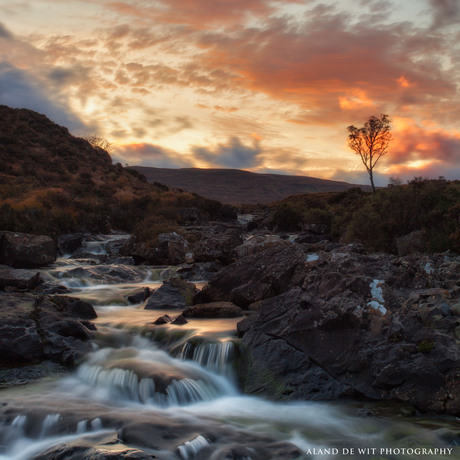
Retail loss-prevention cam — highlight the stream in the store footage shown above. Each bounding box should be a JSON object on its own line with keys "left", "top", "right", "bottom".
{"left": 0, "top": 234, "right": 458, "bottom": 459}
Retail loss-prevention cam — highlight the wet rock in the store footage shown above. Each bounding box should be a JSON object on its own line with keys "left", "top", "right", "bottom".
{"left": 127, "top": 287, "right": 151, "bottom": 305}
{"left": 47, "top": 295, "right": 97, "bottom": 319}
{"left": 195, "top": 245, "right": 306, "bottom": 308}
{"left": 153, "top": 314, "right": 172, "bottom": 325}
{"left": 0, "top": 231, "right": 56, "bottom": 268}
{"left": 30, "top": 431, "right": 154, "bottom": 460}
{"left": 171, "top": 314, "right": 188, "bottom": 325}
{"left": 0, "top": 293, "right": 96, "bottom": 369}
{"left": 236, "top": 249, "right": 460, "bottom": 415}
{"left": 57, "top": 233, "right": 83, "bottom": 255}
{"left": 143, "top": 278, "right": 197, "bottom": 310}
{"left": 0, "top": 265, "right": 41, "bottom": 290}
{"left": 183, "top": 302, "right": 244, "bottom": 318}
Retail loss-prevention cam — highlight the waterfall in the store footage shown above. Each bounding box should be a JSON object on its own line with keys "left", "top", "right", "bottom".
{"left": 180, "top": 341, "right": 235, "bottom": 375}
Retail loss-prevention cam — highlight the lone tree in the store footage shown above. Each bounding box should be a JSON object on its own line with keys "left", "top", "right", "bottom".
{"left": 347, "top": 114, "right": 391, "bottom": 198}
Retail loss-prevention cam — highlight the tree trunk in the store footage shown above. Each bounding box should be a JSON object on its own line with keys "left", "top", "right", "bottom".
{"left": 369, "top": 169, "right": 376, "bottom": 201}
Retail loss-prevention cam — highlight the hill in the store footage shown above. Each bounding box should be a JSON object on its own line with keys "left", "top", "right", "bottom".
{"left": 0, "top": 105, "right": 223, "bottom": 237}
{"left": 130, "top": 166, "right": 369, "bottom": 204}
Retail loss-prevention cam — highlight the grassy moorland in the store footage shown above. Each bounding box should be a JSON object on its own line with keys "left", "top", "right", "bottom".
{"left": 0, "top": 105, "right": 222, "bottom": 240}
{"left": 271, "top": 179, "right": 460, "bottom": 253}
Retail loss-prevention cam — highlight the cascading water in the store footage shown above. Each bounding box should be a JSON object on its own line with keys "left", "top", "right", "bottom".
{"left": 0, "top": 235, "right": 458, "bottom": 460}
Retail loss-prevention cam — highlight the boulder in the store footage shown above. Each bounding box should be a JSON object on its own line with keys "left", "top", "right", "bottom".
{"left": 194, "top": 245, "right": 307, "bottom": 308}
{"left": 396, "top": 230, "right": 426, "bottom": 256}
{"left": 233, "top": 233, "right": 291, "bottom": 259}
{"left": 187, "top": 224, "right": 243, "bottom": 265}
{"left": 0, "top": 231, "right": 56, "bottom": 268}
{"left": 0, "top": 293, "right": 96, "bottom": 368}
{"left": 171, "top": 314, "right": 188, "bottom": 325}
{"left": 57, "top": 233, "right": 83, "bottom": 255}
{"left": 236, "top": 249, "right": 460, "bottom": 415}
{"left": 127, "top": 287, "right": 151, "bottom": 305}
{"left": 153, "top": 314, "right": 172, "bottom": 325}
{"left": 143, "top": 278, "right": 197, "bottom": 310}
{"left": 0, "top": 265, "right": 41, "bottom": 290}
{"left": 120, "top": 233, "right": 189, "bottom": 265}
{"left": 183, "top": 302, "right": 243, "bottom": 318}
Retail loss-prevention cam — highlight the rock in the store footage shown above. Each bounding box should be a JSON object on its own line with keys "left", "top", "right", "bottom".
{"left": 171, "top": 314, "right": 188, "bottom": 325}
{"left": 143, "top": 278, "right": 197, "bottom": 310}
{"left": 235, "top": 249, "right": 460, "bottom": 415}
{"left": 57, "top": 233, "right": 83, "bottom": 255}
{"left": 153, "top": 314, "right": 172, "bottom": 325}
{"left": 127, "top": 287, "right": 151, "bottom": 304}
{"left": 396, "top": 230, "right": 425, "bottom": 256}
{"left": 183, "top": 302, "right": 243, "bottom": 318}
{"left": 157, "top": 232, "right": 190, "bottom": 265}
{"left": 0, "top": 265, "right": 41, "bottom": 290}
{"left": 0, "top": 231, "right": 56, "bottom": 268}
{"left": 47, "top": 295, "right": 97, "bottom": 319}
{"left": 451, "top": 302, "right": 460, "bottom": 316}
{"left": 233, "top": 233, "right": 291, "bottom": 259}
{"left": 120, "top": 233, "right": 189, "bottom": 265}
{"left": 177, "top": 261, "right": 223, "bottom": 281}
{"left": 29, "top": 431, "right": 154, "bottom": 460}
{"left": 194, "top": 245, "right": 307, "bottom": 308}
{"left": 187, "top": 224, "right": 243, "bottom": 265}
{"left": 0, "top": 293, "right": 96, "bottom": 368}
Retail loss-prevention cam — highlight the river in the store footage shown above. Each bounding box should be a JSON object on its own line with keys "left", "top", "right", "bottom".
{"left": 0, "top": 235, "right": 458, "bottom": 459}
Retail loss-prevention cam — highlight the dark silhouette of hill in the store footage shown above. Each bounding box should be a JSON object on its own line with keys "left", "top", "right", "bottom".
{"left": 0, "top": 105, "right": 222, "bottom": 236}
{"left": 130, "top": 166, "right": 370, "bottom": 204}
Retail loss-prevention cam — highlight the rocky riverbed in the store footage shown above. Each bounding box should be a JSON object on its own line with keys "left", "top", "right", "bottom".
{"left": 0, "top": 227, "right": 459, "bottom": 459}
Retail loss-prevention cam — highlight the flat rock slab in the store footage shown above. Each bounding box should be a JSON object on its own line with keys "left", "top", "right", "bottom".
{"left": 0, "top": 265, "right": 41, "bottom": 289}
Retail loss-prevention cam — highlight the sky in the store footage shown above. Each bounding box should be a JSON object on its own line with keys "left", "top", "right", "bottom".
{"left": 0, "top": 0, "right": 459, "bottom": 185}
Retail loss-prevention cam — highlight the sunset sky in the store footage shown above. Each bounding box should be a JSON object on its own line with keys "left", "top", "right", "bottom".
{"left": 1, "top": 0, "right": 459, "bottom": 185}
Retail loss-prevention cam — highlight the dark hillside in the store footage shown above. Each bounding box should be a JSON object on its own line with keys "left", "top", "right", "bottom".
{"left": 0, "top": 105, "right": 222, "bottom": 236}
{"left": 131, "top": 166, "right": 370, "bottom": 205}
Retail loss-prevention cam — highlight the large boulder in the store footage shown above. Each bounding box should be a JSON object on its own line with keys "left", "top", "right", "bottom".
{"left": 143, "top": 278, "right": 197, "bottom": 310}
{"left": 120, "top": 232, "right": 190, "bottom": 265}
{"left": 187, "top": 224, "right": 243, "bottom": 265}
{"left": 194, "top": 245, "right": 306, "bottom": 308}
{"left": 236, "top": 248, "right": 460, "bottom": 415}
{"left": 0, "top": 232, "right": 56, "bottom": 268}
{"left": 0, "top": 293, "right": 96, "bottom": 368}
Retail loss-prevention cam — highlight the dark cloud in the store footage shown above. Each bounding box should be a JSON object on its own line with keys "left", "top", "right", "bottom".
{"left": 430, "top": 0, "right": 460, "bottom": 29}
{"left": 0, "top": 23, "right": 13, "bottom": 39}
{"left": 115, "top": 143, "right": 193, "bottom": 168}
{"left": 192, "top": 137, "right": 262, "bottom": 169}
{"left": 0, "top": 61, "right": 85, "bottom": 131}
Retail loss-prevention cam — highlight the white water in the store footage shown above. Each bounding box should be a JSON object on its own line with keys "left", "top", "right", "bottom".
{"left": 0, "top": 235, "right": 458, "bottom": 459}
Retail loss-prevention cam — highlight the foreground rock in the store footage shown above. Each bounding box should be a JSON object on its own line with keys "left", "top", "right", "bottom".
{"left": 0, "top": 293, "right": 97, "bottom": 368}
{"left": 223, "top": 244, "right": 460, "bottom": 415}
{"left": 183, "top": 302, "right": 243, "bottom": 318}
{"left": 0, "top": 231, "right": 56, "bottom": 268}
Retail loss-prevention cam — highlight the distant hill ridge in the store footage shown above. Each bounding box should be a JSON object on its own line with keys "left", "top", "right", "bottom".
{"left": 131, "top": 166, "right": 369, "bottom": 204}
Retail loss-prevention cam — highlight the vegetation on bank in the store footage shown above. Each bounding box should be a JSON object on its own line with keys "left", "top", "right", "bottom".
{"left": 271, "top": 178, "right": 460, "bottom": 253}
{"left": 0, "top": 105, "right": 222, "bottom": 240}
